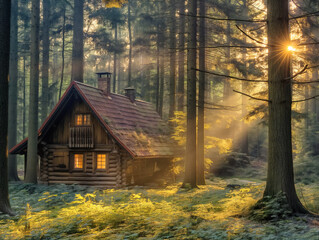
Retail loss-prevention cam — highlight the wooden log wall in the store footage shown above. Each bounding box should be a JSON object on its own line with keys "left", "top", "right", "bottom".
{"left": 39, "top": 144, "right": 125, "bottom": 188}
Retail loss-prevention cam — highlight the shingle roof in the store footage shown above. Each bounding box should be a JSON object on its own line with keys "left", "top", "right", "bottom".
{"left": 10, "top": 81, "right": 175, "bottom": 158}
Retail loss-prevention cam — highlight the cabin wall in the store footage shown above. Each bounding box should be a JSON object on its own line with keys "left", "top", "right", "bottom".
{"left": 44, "top": 95, "right": 109, "bottom": 145}
{"left": 39, "top": 144, "right": 126, "bottom": 188}
{"left": 38, "top": 93, "right": 124, "bottom": 187}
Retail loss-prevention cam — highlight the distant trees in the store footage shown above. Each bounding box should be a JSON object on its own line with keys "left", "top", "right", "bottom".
{"left": 0, "top": 0, "right": 13, "bottom": 215}
{"left": 25, "top": 0, "right": 40, "bottom": 184}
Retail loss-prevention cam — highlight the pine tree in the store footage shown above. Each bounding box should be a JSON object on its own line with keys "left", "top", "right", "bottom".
{"left": 25, "top": 0, "right": 40, "bottom": 184}
{"left": 0, "top": 0, "right": 13, "bottom": 215}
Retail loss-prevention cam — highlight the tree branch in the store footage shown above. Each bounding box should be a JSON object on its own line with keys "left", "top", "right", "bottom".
{"left": 193, "top": 68, "right": 268, "bottom": 83}
{"left": 179, "top": 13, "right": 267, "bottom": 23}
{"left": 293, "top": 79, "right": 319, "bottom": 84}
{"left": 236, "top": 25, "right": 268, "bottom": 46}
{"left": 284, "top": 64, "right": 308, "bottom": 80}
{"left": 292, "top": 94, "right": 319, "bottom": 103}
{"left": 290, "top": 10, "right": 319, "bottom": 20}
{"left": 233, "top": 90, "right": 270, "bottom": 102}
{"left": 173, "top": 45, "right": 267, "bottom": 51}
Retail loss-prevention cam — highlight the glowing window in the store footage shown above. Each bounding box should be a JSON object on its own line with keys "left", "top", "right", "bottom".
{"left": 83, "top": 114, "right": 91, "bottom": 125}
{"left": 75, "top": 114, "right": 91, "bottom": 126}
{"left": 97, "top": 154, "right": 107, "bottom": 169}
{"left": 74, "top": 154, "right": 83, "bottom": 169}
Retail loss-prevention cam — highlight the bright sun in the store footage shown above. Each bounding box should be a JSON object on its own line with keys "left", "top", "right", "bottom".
{"left": 287, "top": 46, "right": 296, "bottom": 52}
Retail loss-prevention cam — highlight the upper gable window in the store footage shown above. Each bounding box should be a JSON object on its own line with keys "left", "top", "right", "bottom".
{"left": 75, "top": 114, "right": 91, "bottom": 126}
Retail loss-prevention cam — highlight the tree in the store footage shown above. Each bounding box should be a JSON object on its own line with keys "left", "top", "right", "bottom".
{"left": 25, "top": 0, "right": 40, "bottom": 184}
{"left": 8, "top": 0, "right": 20, "bottom": 182}
{"left": 168, "top": 0, "right": 176, "bottom": 122}
{"left": 71, "top": 0, "right": 84, "bottom": 82}
{"left": 0, "top": 0, "right": 13, "bottom": 215}
{"left": 197, "top": 0, "right": 206, "bottom": 185}
{"left": 177, "top": 0, "right": 185, "bottom": 111}
{"left": 263, "top": 0, "right": 308, "bottom": 213}
{"left": 41, "top": 0, "right": 51, "bottom": 121}
{"left": 127, "top": 0, "right": 132, "bottom": 86}
{"left": 183, "top": 0, "right": 197, "bottom": 188}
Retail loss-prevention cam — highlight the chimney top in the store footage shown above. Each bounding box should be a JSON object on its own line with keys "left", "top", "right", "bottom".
{"left": 125, "top": 87, "right": 136, "bottom": 103}
{"left": 96, "top": 72, "right": 112, "bottom": 78}
{"left": 96, "top": 72, "right": 112, "bottom": 95}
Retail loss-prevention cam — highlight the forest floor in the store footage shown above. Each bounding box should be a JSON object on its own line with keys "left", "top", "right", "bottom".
{"left": 0, "top": 179, "right": 319, "bottom": 240}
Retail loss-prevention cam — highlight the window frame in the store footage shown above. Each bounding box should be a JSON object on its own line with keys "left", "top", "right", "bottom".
{"left": 70, "top": 152, "right": 86, "bottom": 172}
{"left": 95, "top": 153, "right": 109, "bottom": 172}
{"left": 75, "top": 113, "right": 91, "bottom": 126}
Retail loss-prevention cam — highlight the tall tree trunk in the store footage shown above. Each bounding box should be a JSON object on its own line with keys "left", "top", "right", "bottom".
{"left": 117, "top": 26, "right": 122, "bottom": 92}
{"left": 128, "top": 0, "right": 132, "bottom": 86}
{"left": 183, "top": 0, "right": 197, "bottom": 188}
{"left": 8, "top": 0, "right": 20, "bottom": 182}
{"left": 223, "top": 10, "right": 231, "bottom": 102}
{"left": 59, "top": 7, "right": 66, "bottom": 99}
{"left": 264, "top": 0, "right": 307, "bottom": 213}
{"left": 41, "top": 0, "right": 50, "bottom": 122}
{"left": 312, "top": 70, "right": 319, "bottom": 155}
{"left": 71, "top": 0, "right": 84, "bottom": 82}
{"left": 240, "top": 0, "right": 249, "bottom": 154}
{"left": 23, "top": 56, "right": 26, "bottom": 138}
{"left": 177, "top": 0, "right": 185, "bottom": 111}
{"left": 159, "top": 43, "right": 165, "bottom": 117}
{"left": 169, "top": 0, "right": 176, "bottom": 121}
{"left": 158, "top": 0, "right": 166, "bottom": 117}
{"left": 113, "top": 23, "right": 117, "bottom": 93}
{"left": 156, "top": 10, "right": 160, "bottom": 113}
{"left": 25, "top": 0, "right": 40, "bottom": 184}
{"left": 305, "top": 84, "right": 309, "bottom": 140}
{"left": 197, "top": 0, "right": 206, "bottom": 185}
{"left": 0, "top": 0, "right": 13, "bottom": 215}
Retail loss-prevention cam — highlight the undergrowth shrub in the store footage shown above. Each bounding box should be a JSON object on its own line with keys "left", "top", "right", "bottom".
{"left": 250, "top": 192, "right": 292, "bottom": 222}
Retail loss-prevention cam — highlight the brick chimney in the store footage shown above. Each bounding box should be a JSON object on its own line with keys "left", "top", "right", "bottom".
{"left": 125, "top": 87, "right": 136, "bottom": 103}
{"left": 96, "top": 72, "right": 112, "bottom": 95}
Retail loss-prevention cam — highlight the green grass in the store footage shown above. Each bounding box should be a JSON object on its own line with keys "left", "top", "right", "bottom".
{"left": 0, "top": 180, "right": 319, "bottom": 239}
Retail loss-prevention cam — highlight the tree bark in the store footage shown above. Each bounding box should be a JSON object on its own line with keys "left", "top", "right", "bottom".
{"left": 71, "top": 0, "right": 84, "bottom": 82}
{"left": 113, "top": 23, "right": 118, "bottom": 93}
{"left": 59, "top": 6, "right": 66, "bottom": 99}
{"left": 41, "top": 0, "right": 50, "bottom": 122}
{"left": 310, "top": 71, "right": 318, "bottom": 155}
{"left": 8, "top": 0, "right": 20, "bottom": 182}
{"left": 223, "top": 2, "right": 232, "bottom": 102}
{"left": 197, "top": 0, "right": 206, "bottom": 185}
{"left": 264, "top": 0, "right": 308, "bottom": 213}
{"left": 25, "top": 0, "right": 40, "bottom": 184}
{"left": 0, "top": 0, "right": 13, "bottom": 215}
{"left": 305, "top": 84, "right": 309, "bottom": 140}
{"left": 177, "top": 0, "right": 185, "bottom": 112}
{"left": 240, "top": 0, "right": 249, "bottom": 154}
{"left": 169, "top": 0, "right": 176, "bottom": 122}
{"left": 183, "top": 0, "right": 197, "bottom": 188}
{"left": 127, "top": 0, "right": 132, "bottom": 87}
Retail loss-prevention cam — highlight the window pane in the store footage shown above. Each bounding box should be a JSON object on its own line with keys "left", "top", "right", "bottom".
{"left": 97, "top": 154, "right": 106, "bottom": 169}
{"left": 76, "top": 115, "right": 83, "bottom": 126}
{"left": 74, "top": 154, "right": 83, "bottom": 169}
{"left": 83, "top": 114, "right": 91, "bottom": 125}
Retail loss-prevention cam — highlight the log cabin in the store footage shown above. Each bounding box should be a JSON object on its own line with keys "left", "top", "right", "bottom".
{"left": 10, "top": 73, "right": 176, "bottom": 188}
